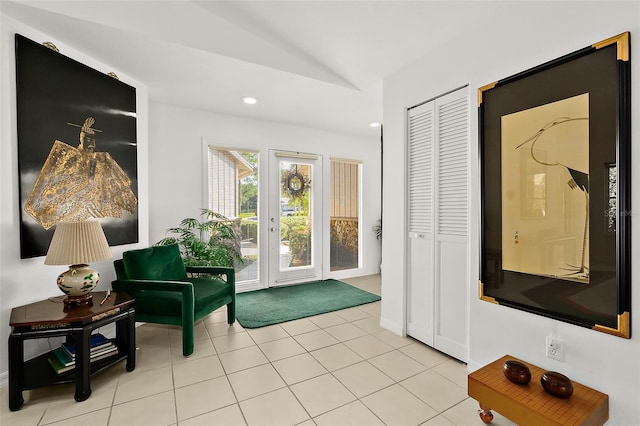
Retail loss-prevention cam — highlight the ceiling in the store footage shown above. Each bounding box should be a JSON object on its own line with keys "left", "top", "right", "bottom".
{"left": 2, "top": 1, "right": 492, "bottom": 138}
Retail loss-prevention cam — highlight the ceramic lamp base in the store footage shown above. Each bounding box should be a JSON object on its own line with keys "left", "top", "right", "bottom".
{"left": 56, "top": 264, "right": 99, "bottom": 309}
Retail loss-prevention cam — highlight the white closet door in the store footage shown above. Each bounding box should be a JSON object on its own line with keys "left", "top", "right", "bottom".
{"left": 407, "top": 87, "right": 469, "bottom": 361}
{"left": 407, "top": 101, "right": 435, "bottom": 345}
{"left": 434, "top": 90, "right": 469, "bottom": 361}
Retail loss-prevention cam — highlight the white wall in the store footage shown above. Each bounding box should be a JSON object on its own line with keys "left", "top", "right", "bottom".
{"left": 0, "top": 14, "right": 381, "bottom": 384}
{"left": 148, "top": 102, "right": 381, "bottom": 284}
{"left": 0, "top": 16, "right": 150, "bottom": 381}
{"left": 382, "top": 2, "right": 639, "bottom": 423}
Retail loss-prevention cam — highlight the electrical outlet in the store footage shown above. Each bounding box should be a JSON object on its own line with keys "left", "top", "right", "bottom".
{"left": 546, "top": 336, "right": 563, "bottom": 361}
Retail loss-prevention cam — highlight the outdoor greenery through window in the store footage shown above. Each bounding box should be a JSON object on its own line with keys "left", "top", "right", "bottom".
{"left": 279, "top": 162, "right": 312, "bottom": 269}
{"left": 208, "top": 147, "right": 258, "bottom": 283}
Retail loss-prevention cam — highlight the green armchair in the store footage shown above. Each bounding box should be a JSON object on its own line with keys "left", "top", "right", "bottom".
{"left": 112, "top": 243, "right": 235, "bottom": 356}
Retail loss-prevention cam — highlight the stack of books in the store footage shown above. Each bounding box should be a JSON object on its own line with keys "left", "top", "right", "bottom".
{"left": 48, "top": 333, "right": 117, "bottom": 374}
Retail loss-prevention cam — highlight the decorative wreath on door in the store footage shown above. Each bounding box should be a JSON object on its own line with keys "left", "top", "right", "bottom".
{"left": 282, "top": 165, "right": 310, "bottom": 199}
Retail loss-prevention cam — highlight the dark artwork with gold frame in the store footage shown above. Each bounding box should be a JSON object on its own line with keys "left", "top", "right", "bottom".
{"left": 15, "top": 34, "right": 138, "bottom": 258}
{"left": 478, "top": 32, "right": 631, "bottom": 338}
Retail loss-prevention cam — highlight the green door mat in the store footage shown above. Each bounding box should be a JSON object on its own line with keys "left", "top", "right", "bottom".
{"left": 235, "top": 279, "right": 381, "bottom": 328}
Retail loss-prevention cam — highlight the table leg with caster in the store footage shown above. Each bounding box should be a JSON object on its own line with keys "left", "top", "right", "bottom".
{"left": 478, "top": 403, "right": 494, "bottom": 424}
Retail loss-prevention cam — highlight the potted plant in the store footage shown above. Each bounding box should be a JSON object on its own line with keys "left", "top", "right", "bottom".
{"left": 373, "top": 219, "right": 382, "bottom": 273}
{"left": 157, "top": 209, "right": 243, "bottom": 268}
{"left": 373, "top": 219, "right": 382, "bottom": 241}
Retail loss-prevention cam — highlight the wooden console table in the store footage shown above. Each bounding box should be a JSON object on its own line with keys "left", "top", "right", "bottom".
{"left": 8, "top": 291, "right": 136, "bottom": 411}
{"left": 468, "top": 355, "right": 608, "bottom": 425}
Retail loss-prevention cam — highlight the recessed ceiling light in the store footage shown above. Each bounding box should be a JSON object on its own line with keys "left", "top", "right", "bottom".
{"left": 369, "top": 122, "right": 381, "bottom": 128}
{"left": 242, "top": 96, "right": 258, "bottom": 105}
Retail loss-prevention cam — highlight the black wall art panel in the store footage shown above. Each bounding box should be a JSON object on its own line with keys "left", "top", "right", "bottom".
{"left": 15, "top": 34, "right": 138, "bottom": 258}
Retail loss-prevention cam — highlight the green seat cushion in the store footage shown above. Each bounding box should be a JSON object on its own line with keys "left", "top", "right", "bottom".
{"left": 191, "top": 277, "right": 232, "bottom": 309}
{"left": 132, "top": 277, "right": 231, "bottom": 317}
{"left": 123, "top": 244, "right": 187, "bottom": 281}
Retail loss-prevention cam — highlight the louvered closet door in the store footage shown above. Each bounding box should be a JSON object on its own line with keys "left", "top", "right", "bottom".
{"left": 434, "top": 90, "right": 468, "bottom": 361}
{"left": 407, "top": 101, "right": 436, "bottom": 346}
{"left": 407, "top": 87, "right": 469, "bottom": 362}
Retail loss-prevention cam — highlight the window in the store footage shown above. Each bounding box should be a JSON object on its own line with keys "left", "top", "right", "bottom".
{"left": 208, "top": 147, "right": 259, "bottom": 283}
{"left": 329, "top": 159, "right": 361, "bottom": 271}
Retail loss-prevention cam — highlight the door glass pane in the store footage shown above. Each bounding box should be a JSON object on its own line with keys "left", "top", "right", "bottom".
{"left": 330, "top": 160, "right": 360, "bottom": 271}
{"left": 279, "top": 161, "right": 312, "bottom": 269}
{"left": 208, "top": 147, "right": 259, "bottom": 283}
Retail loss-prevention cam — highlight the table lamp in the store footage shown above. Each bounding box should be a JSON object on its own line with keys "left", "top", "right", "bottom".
{"left": 45, "top": 220, "right": 112, "bottom": 308}
{"left": 23, "top": 117, "right": 137, "bottom": 308}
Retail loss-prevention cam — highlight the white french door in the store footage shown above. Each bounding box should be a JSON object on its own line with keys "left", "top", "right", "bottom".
{"left": 268, "top": 150, "right": 323, "bottom": 286}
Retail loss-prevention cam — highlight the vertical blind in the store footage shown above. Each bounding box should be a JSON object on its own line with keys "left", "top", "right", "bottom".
{"left": 330, "top": 160, "right": 359, "bottom": 218}
{"left": 208, "top": 147, "right": 238, "bottom": 218}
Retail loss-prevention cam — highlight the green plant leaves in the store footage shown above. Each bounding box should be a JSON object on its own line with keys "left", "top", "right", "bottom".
{"left": 157, "top": 209, "right": 243, "bottom": 268}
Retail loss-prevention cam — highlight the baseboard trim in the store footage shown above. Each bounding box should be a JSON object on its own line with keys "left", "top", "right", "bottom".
{"left": 379, "top": 317, "right": 405, "bottom": 336}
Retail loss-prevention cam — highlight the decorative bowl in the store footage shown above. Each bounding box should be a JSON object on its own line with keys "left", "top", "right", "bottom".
{"left": 541, "top": 371, "right": 573, "bottom": 398}
{"left": 502, "top": 360, "right": 531, "bottom": 385}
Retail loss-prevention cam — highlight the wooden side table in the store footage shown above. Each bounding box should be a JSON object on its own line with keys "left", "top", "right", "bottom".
{"left": 8, "top": 291, "right": 136, "bottom": 411}
{"left": 468, "top": 355, "right": 608, "bottom": 425}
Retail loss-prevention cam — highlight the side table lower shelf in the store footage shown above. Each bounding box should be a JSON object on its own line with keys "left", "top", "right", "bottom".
{"left": 23, "top": 347, "right": 131, "bottom": 391}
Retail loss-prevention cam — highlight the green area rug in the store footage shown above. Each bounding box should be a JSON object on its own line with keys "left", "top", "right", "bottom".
{"left": 235, "top": 279, "right": 381, "bottom": 328}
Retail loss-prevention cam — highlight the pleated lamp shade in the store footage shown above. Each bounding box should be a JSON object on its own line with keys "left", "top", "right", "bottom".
{"left": 45, "top": 220, "right": 112, "bottom": 307}
{"left": 45, "top": 220, "right": 112, "bottom": 265}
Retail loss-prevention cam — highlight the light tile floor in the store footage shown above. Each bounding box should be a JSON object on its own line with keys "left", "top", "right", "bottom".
{"left": 1, "top": 275, "right": 515, "bottom": 426}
